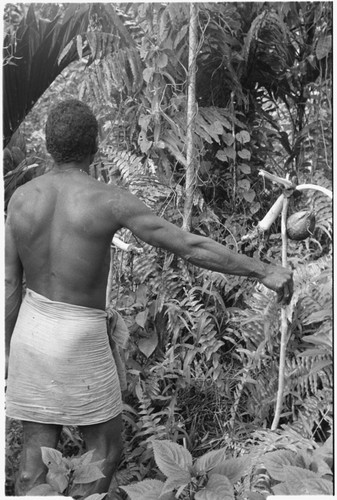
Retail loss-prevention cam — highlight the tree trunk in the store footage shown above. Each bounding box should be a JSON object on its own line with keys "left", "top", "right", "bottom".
{"left": 182, "top": 3, "right": 198, "bottom": 231}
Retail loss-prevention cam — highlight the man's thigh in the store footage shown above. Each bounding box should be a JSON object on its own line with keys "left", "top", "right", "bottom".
{"left": 79, "top": 413, "right": 123, "bottom": 458}
{"left": 21, "top": 420, "right": 62, "bottom": 456}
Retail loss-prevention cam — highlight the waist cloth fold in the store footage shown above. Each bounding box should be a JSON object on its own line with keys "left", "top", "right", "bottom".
{"left": 6, "top": 288, "right": 123, "bottom": 426}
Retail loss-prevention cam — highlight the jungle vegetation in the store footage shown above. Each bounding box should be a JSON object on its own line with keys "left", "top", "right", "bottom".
{"left": 4, "top": 3, "right": 333, "bottom": 498}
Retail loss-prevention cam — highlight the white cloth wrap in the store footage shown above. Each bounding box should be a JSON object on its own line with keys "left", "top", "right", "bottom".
{"left": 6, "top": 288, "right": 122, "bottom": 425}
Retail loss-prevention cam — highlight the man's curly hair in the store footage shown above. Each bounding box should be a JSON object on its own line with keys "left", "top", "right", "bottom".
{"left": 45, "top": 99, "right": 98, "bottom": 163}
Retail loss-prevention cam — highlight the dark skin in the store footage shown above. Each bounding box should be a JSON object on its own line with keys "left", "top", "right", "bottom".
{"left": 5, "top": 155, "right": 293, "bottom": 495}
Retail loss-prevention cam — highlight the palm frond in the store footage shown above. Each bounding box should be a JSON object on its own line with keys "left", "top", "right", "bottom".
{"left": 3, "top": 4, "right": 92, "bottom": 146}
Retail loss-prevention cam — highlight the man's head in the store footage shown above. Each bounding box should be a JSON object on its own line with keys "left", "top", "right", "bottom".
{"left": 46, "top": 99, "right": 98, "bottom": 164}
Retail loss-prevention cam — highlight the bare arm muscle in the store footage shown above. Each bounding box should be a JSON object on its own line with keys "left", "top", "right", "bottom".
{"left": 5, "top": 206, "right": 23, "bottom": 361}
{"left": 115, "top": 193, "right": 268, "bottom": 280}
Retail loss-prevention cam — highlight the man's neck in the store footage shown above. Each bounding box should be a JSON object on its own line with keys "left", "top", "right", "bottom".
{"left": 53, "top": 160, "right": 90, "bottom": 174}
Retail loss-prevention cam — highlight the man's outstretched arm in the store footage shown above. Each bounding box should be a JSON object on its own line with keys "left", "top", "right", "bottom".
{"left": 113, "top": 191, "right": 293, "bottom": 305}
{"left": 5, "top": 211, "right": 23, "bottom": 375}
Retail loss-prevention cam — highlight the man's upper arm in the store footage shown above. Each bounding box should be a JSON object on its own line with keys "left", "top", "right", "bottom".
{"left": 116, "top": 191, "right": 189, "bottom": 255}
{"left": 5, "top": 211, "right": 23, "bottom": 289}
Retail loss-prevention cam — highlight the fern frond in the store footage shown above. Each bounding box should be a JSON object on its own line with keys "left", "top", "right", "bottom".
{"left": 289, "top": 389, "right": 332, "bottom": 440}
{"left": 285, "top": 354, "right": 332, "bottom": 399}
{"left": 133, "top": 249, "right": 160, "bottom": 283}
{"left": 103, "top": 147, "right": 143, "bottom": 181}
{"left": 85, "top": 31, "right": 116, "bottom": 60}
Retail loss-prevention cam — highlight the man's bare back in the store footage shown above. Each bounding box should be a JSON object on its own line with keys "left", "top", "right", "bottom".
{"left": 8, "top": 169, "right": 126, "bottom": 310}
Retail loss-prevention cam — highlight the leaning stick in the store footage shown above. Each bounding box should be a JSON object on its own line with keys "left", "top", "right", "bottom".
{"left": 260, "top": 172, "right": 332, "bottom": 430}
{"left": 271, "top": 196, "right": 290, "bottom": 431}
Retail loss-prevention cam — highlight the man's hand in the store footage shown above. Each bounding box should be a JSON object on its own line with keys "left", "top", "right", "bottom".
{"left": 259, "top": 265, "right": 294, "bottom": 305}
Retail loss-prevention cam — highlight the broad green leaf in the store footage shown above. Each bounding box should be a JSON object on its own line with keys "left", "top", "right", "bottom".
{"left": 194, "top": 448, "right": 228, "bottom": 474}
{"left": 157, "top": 52, "right": 168, "bottom": 68}
{"left": 195, "top": 474, "right": 234, "bottom": 500}
{"left": 152, "top": 440, "right": 192, "bottom": 479}
{"left": 222, "top": 132, "right": 235, "bottom": 146}
{"left": 250, "top": 201, "right": 261, "bottom": 214}
{"left": 263, "top": 450, "right": 304, "bottom": 481}
{"left": 316, "top": 34, "right": 332, "bottom": 60}
{"left": 238, "top": 163, "right": 251, "bottom": 174}
{"left": 237, "top": 179, "right": 250, "bottom": 191}
{"left": 138, "top": 331, "right": 158, "bottom": 358}
{"left": 138, "top": 130, "right": 153, "bottom": 153}
{"left": 312, "top": 435, "right": 333, "bottom": 467}
{"left": 235, "top": 131, "right": 250, "bottom": 144}
{"left": 272, "top": 482, "right": 292, "bottom": 495}
{"left": 216, "top": 150, "right": 229, "bottom": 162}
{"left": 46, "top": 469, "right": 68, "bottom": 493}
{"left": 135, "top": 309, "right": 148, "bottom": 328}
{"left": 273, "top": 471, "right": 332, "bottom": 496}
{"left": 120, "top": 479, "right": 165, "bottom": 500}
{"left": 143, "top": 67, "right": 154, "bottom": 83}
{"left": 70, "top": 449, "right": 95, "bottom": 467}
{"left": 138, "top": 114, "right": 152, "bottom": 129}
{"left": 284, "top": 465, "right": 330, "bottom": 482}
{"left": 73, "top": 464, "right": 105, "bottom": 484}
{"left": 27, "top": 483, "right": 62, "bottom": 496}
{"left": 304, "top": 477, "right": 333, "bottom": 494}
{"left": 238, "top": 149, "right": 251, "bottom": 160}
{"left": 41, "top": 447, "right": 63, "bottom": 467}
{"left": 161, "top": 476, "right": 189, "bottom": 496}
{"left": 222, "top": 147, "right": 236, "bottom": 159}
{"left": 212, "top": 456, "right": 250, "bottom": 484}
{"left": 243, "top": 190, "right": 256, "bottom": 203}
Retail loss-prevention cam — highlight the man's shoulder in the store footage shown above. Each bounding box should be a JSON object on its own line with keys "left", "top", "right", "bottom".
{"left": 9, "top": 176, "right": 41, "bottom": 201}
{"left": 95, "top": 181, "right": 134, "bottom": 203}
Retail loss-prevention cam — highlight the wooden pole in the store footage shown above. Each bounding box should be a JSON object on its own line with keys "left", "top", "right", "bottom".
{"left": 271, "top": 196, "right": 290, "bottom": 430}
{"left": 182, "top": 3, "right": 198, "bottom": 231}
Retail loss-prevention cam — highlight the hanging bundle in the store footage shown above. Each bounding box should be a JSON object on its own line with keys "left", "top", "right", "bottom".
{"left": 286, "top": 210, "right": 316, "bottom": 241}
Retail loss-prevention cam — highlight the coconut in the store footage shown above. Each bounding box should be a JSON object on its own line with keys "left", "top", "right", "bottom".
{"left": 286, "top": 210, "right": 316, "bottom": 240}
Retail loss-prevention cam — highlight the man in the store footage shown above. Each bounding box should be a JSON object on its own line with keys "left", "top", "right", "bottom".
{"left": 5, "top": 99, "right": 293, "bottom": 496}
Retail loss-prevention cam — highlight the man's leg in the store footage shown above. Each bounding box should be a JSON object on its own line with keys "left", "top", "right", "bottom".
{"left": 15, "top": 421, "right": 62, "bottom": 495}
{"left": 79, "top": 413, "right": 123, "bottom": 496}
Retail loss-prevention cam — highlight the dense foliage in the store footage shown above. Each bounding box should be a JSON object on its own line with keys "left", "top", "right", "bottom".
{"left": 4, "top": 2, "right": 332, "bottom": 498}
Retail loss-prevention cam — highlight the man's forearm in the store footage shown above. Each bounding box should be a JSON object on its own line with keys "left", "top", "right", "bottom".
{"left": 5, "top": 281, "right": 22, "bottom": 357}
{"left": 175, "top": 233, "right": 269, "bottom": 280}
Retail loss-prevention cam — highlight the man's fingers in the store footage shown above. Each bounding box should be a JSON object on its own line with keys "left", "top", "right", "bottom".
{"left": 277, "top": 283, "right": 292, "bottom": 305}
{"left": 283, "top": 283, "right": 291, "bottom": 305}
{"left": 277, "top": 289, "right": 284, "bottom": 304}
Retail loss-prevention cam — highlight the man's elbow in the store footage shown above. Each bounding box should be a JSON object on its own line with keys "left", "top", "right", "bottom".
{"left": 5, "top": 273, "right": 23, "bottom": 301}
